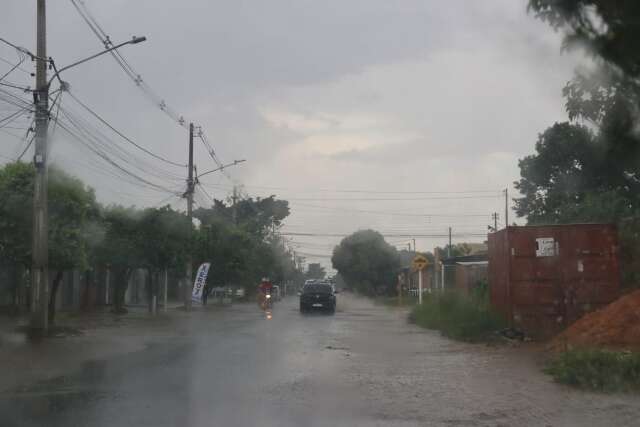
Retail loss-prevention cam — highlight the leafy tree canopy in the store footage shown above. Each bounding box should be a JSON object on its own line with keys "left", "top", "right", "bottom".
{"left": 194, "top": 195, "right": 289, "bottom": 237}
{"left": 529, "top": 0, "right": 640, "bottom": 80}
{"left": 331, "top": 229, "right": 400, "bottom": 295}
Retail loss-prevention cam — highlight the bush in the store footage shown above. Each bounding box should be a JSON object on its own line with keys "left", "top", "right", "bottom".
{"left": 375, "top": 295, "right": 418, "bottom": 307}
{"left": 410, "top": 290, "right": 505, "bottom": 342}
{"left": 545, "top": 349, "right": 640, "bottom": 392}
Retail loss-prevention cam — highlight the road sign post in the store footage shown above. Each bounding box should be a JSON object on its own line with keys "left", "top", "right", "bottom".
{"left": 412, "top": 255, "right": 429, "bottom": 305}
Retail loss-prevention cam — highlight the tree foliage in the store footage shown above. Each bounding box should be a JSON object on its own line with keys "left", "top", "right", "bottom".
{"left": 0, "top": 161, "right": 302, "bottom": 314}
{"left": 528, "top": 0, "right": 640, "bottom": 81}
{"left": 193, "top": 196, "right": 297, "bottom": 294}
{"left": 331, "top": 230, "right": 400, "bottom": 295}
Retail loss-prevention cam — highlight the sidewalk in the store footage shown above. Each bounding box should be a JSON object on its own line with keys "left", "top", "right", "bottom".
{"left": 0, "top": 303, "right": 195, "bottom": 393}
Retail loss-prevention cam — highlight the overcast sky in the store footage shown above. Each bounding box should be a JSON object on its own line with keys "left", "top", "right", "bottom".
{"left": 1, "top": 1, "right": 584, "bottom": 270}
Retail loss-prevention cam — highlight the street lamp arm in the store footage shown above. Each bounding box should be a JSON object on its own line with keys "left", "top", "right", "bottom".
{"left": 197, "top": 159, "right": 246, "bottom": 179}
{"left": 47, "top": 36, "right": 146, "bottom": 87}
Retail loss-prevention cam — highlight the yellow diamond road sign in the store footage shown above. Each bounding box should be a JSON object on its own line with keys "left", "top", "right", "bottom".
{"left": 412, "top": 254, "right": 428, "bottom": 271}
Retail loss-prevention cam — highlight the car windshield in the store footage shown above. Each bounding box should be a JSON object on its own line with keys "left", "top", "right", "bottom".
{"left": 2, "top": 2, "right": 639, "bottom": 426}
{"left": 303, "top": 284, "right": 332, "bottom": 294}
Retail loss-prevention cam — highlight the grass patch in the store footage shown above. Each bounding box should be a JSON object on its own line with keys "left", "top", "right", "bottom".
{"left": 375, "top": 295, "right": 418, "bottom": 307}
{"left": 545, "top": 349, "right": 640, "bottom": 392}
{"left": 410, "top": 288, "right": 505, "bottom": 342}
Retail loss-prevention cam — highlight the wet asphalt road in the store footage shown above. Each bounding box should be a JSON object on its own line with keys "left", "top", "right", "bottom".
{"left": 2, "top": 293, "right": 640, "bottom": 426}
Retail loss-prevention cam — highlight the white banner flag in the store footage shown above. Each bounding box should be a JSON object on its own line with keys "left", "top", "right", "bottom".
{"left": 191, "top": 262, "right": 211, "bottom": 304}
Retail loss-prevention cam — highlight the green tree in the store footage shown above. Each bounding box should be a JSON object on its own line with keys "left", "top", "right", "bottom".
{"left": 0, "top": 162, "right": 35, "bottom": 309}
{"left": 0, "top": 162, "right": 99, "bottom": 322}
{"left": 514, "top": 122, "right": 640, "bottom": 224}
{"left": 136, "top": 206, "right": 191, "bottom": 311}
{"left": 48, "top": 168, "right": 99, "bottom": 323}
{"left": 528, "top": 1, "right": 640, "bottom": 81}
{"left": 194, "top": 195, "right": 289, "bottom": 237}
{"left": 193, "top": 194, "right": 296, "bottom": 295}
{"left": 95, "top": 206, "right": 144, "bottom": 313}
{"left": 331, "top": 230, "right": 400, "bottom": 295}
{"left": 435, "top": 244, "right": 472, "bottom": 259}
{"left": 305, "top": 263, "right": 326, "bottom": 280}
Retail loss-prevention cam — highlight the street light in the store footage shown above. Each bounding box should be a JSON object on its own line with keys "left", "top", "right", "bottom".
{"left": 49, "top": 36, "right": 147, "bottom": 88}
{"left": 29, "top": 33, "right": 147, "bottom": 334}
{"left": 196, "top": 159, "right": 246, "bottom": 180}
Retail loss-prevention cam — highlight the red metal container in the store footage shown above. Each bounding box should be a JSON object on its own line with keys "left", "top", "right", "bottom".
{"left": 488, "top": 224, "right": 620, "bottom": 339}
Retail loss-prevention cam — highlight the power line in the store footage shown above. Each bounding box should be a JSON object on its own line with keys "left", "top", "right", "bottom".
{"left": 66, "top": 91, "right": 186, "bottom": 168}
{"left": 69, "top": 0, "right": 233, "bottom": 185}
{"left": 53, "top": 115, "right": 180, "bottom": 195}
{"left": 198, "top": 181, "right": 502, "bottom": 195}
{"left": 197, "top": 182, "right": 215, "bottom": 204}
{"left": 289, "top": 202, "right": 492, "bottom": 218}
{"left": 0, "top": 55, "right": 32, "bottom": 75}
{"left": 280, "top": 232, "right": 487, "bottom": 238}
{"left": 57, "top": 104, "right": 185, "bottom": 184}
{"left": 285, "top": 195, "right": 502, "bottom": 202}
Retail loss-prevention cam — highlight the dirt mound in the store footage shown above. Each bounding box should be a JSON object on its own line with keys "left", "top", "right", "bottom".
{"left": 550, "top": 289, "right": 640, "bottom": 352}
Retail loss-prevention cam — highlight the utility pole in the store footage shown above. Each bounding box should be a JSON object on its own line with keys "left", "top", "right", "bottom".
{"left": 492, "top": 212, "right": 499, "bottom": 231}
{"left": 184, "top": 123, "right": 194, "bottom": 311}
{"left": 30, "top": 0, "right": 49, "bottom": 334}
{"left": 412, "top": 238, "right": 416, "bottom": 253}
{"left": 504, "top": 188, "right": 509, "bottom": 227}
{"left": 231, "top": 185, "right": 238, "bottom": 225}
{"left": 407, "top": 243, "right": 411, "bottom": 252}
{"left": 448, "top": 227, "right": 452, "bottom": 258}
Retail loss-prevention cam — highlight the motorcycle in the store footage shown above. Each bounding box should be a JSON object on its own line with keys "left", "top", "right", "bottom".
{"left": 263, "top": 292, "right": 273, "bottom": 310}
{"left": 259, "top": 291, "right": 273, "bottom": 311}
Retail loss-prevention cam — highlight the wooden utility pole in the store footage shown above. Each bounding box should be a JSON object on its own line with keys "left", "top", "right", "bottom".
{"left": 184, "top": 123, "right": 194, "bottom": 310}
{"left": 31, "top": 0, "right": 49, "bottom": 334}
{"left": 492, "top": 212, "right": 499, "bottom": 231}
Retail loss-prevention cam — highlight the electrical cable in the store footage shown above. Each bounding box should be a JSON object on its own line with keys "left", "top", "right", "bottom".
{"left": 53, "top": 116, "right": 179, "bottom": 194}
{"left": 58, "top": 105, "right": 185, "bottom": 184}
{"left": 66, "top": 90, "right": 187, "bottom": 168}
{"left": 69, "top": 0, "right": 233, "bottom": 182}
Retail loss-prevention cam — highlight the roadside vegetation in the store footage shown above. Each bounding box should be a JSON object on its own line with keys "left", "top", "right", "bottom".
{"left": 0, "top": 162, "right": 302, "bottom": 323}
{"left": 545, "top": 349, "right": 640, "bottom": 393}
{"left": 375, "top": 295, "right": 418, "bottom": 307}
{"left": 410, "top": 284, "right": 505, "bottom": 342}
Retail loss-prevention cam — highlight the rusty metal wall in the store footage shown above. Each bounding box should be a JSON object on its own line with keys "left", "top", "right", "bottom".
{"left": 454, "top": 264, "right": 488, "bottom": 295}
{"left": 488, "top": 224, "right": 620, "bottom": 338}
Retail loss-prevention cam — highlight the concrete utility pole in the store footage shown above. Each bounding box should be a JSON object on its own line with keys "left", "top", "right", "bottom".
{"left": 448, "top": 227, "right": 452, "bottom": 258}
{"left": 232, "top": 185, "right": 238, "bottom": 225}
{"left": 412, "top": 238, "right": 416, "bottom": 253}
{"left": 30, "top": 0, "right": 49, "bottom": 334}
{"left": 504, "top": 188, "right": 509, "bottom": 227}
{"left": 184, "top": 123, "right": 195, "bottom": 311}
{"left": 492, "top": 212, "right": 499, "bottom": 231}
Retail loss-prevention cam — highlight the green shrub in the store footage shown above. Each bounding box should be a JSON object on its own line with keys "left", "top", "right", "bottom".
{"left": 410, "top": 290, "right": 505, "bottom": 342}
{"left": 375, "top": 295, "right": 418, "bottom": 307}
{"left": 545, "top": 349, "right": 640, "bottom": 392}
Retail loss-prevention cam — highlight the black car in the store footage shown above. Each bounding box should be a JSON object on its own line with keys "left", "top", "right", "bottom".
{"left": 299, "top": 283, "right": 336, "bottom": 314}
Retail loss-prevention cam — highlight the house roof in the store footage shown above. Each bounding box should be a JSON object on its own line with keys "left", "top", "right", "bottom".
{"left": 456, "top": 261, "right": 488, "bottom": 266}
{"left": 441, "top": 254, "right": 488, "bottom": 266}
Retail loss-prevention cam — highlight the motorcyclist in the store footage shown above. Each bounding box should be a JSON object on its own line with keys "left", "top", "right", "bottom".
{"left": 257, "top": 277, "right": 274, "bottom": 309}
